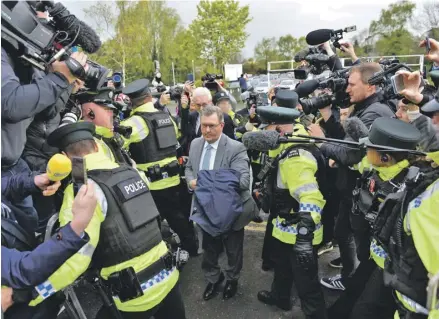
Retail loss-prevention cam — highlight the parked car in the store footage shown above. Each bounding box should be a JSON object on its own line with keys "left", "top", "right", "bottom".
{"left": 279, "top": 79, "right": 297, "bottom": 90}
{"left": 255, "top": 81, "right": 269, "bottom": 94}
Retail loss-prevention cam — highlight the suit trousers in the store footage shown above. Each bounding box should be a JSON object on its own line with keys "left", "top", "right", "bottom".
{"left": 270, "top": 239, "right": 327, "bottom": 319}
{"left": 151, "top": 186, "right": 197, "bottom": 255}
{"left": 201, "top": 228, "right": 244, "bottom": 283}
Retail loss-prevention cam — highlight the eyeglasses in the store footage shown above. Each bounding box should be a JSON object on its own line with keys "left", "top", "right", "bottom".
{"left": 201, "top": 123, "right": 221, "bottom": 130}
{"left": 193, "top": 102, "right": 210, "bottom": 108}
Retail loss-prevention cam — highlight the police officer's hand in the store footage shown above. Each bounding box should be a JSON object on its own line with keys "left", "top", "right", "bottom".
{"left": 308, "top": 124, "right": 325, "bottom": 139}
{"left": 181, "top": 94, "right": 189, "bottom": 109}
{"left": 34, "top": 173, "right": 61, "bottom": 197}
{"left": 396, "top": 70, "right": 423, "bottom": 104}
{"left": 160, "top": 93, "right": 171, "bottom": 106}
{"left": 1, "top": 287, "right": 13, "bottom": 312}
{"left": 52, "top": 51, "right": 88, "bottom": 84}
{"left": 420, "top": 38, "right": 439, "bottom": 64}
{"left": 426, "top": 152, "right": 439, "bottom": 168}
{"left": 71, "top": 183, "right": 97, "bottom": 236}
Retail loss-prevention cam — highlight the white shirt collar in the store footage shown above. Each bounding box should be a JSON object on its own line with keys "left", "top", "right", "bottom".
{"left": 204, "top": 135, "right": 222, "bottom": 150}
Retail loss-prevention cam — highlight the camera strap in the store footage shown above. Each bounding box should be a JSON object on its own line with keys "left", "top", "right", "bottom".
{"left": 65, "top": 57, "right": 86, "bottom": 80}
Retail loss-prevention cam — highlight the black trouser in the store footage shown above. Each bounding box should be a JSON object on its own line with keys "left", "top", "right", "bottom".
{"left": 321, "top": 189, "right": 339, "bottom": 245}
{"left": 261, "top": 213, "right": 276, "bottom": 268}
{"left": 151, "top": 186, "right": 197, "bottom": 254}
{"left": 349, "top": 267, "right": 396, "bottom": 319}
{"left": 96, "top": 282, "right": 186, "bottom": 319}
{"left": 334, "top": 196, "right": 358, "bottom": 280}
{"left": 270, "top": 239, "right": 327, "bottom": 319}
{"left": 328, "top": 258, "right": 377, "bottom": 319}
{"left": 201, "top": 228, "right": 244, "bottom": 283}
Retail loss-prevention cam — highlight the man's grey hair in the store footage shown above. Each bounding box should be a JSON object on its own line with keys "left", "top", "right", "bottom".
{"left": 201, "top": 105, "right": 224, "bottom": 123}
{"left": 193, "top": 87, "right": 212, "bottom": 101}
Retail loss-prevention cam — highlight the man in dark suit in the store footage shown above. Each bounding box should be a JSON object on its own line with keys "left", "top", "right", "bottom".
{"left": 185, "top": 105, "right": 258, "bottom": 301}
{"left": 180, "top": 87, "right": 235, "bottom": 154}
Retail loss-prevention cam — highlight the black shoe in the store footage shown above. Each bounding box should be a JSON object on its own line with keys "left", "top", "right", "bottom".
{"left": 328, "top": 257, "right": 343, "bottom": 269}
{"left": 257, "top": 290, "right": 291, "bottom": 311}
{"left": 203, "top": 273, "right": 225, "bottom": 300}
{"left": 252, "top": 216, "right": 263, "bottom": 223}
{"left": 261, "top": 262, "right": 273, "bottom": 271}
{"left": 223, "top": 280, "right": 238, "bottom": 300}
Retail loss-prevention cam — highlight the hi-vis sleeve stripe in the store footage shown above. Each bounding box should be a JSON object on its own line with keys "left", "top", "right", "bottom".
{"left": 130, "top": 116, "right": 148, "bottom": 140}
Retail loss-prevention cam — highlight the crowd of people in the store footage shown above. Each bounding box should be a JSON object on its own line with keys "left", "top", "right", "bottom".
{"left": 1, "top": 2, "right": 439, "bottom": 319}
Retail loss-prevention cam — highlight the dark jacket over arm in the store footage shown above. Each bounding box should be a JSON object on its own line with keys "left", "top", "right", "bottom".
{"left": 1, "top": 224, "right": 89, "bottom": 288}
{"left": 1, "top": 171, "right": 39, "bottom": 204}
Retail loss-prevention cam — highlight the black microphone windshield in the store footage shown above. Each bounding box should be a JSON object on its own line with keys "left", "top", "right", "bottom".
{"left": 306, "top": 29, "right": 333, "bottom": 45}
{"left": 242, "top": 130, "right": 281, "bottom": 152}
{"left": 77, "top": 20, "right": 102, "bottom": 53}
{"left": 295, "top": 79, "right": 319, "bottom": 98}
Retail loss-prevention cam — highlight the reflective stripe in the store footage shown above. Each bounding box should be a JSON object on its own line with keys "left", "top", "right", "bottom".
{"left": 130, "top": 116, "right": 148, "bottom": 139}
{"left": 89, "top": 179, "right": 108, "bottom": 218}
{"left": 77, "top": 242, "right": 95, "bottom": 258}
{"left": 113, "top": 267, "right": 177, "bottom": 299}
{"left": 370, "top": 240, "right": 388, "bottom": 258}
{"left": 274, "top": 218, "right": 322, "bottom": 234}
{"left": 398, "top": 292, "right": 429, "bottom": 315}
{"left": 406, "top": 180, "right": 439, "bottom": 232}
{"left": 299, "top": 203, "right": 322, "bottom": 214}
{"left": 292, "top": 183, "right": 319, "bottom": 201}
{"left": 35, "top": 280, "right": 57, "bottom": 300}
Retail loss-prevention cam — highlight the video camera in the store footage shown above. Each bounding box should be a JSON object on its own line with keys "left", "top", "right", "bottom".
{"left": 202, "top": 73, "right": 223, "bottom": 91}
{"left": 298, "top": 68, "right": 351, "bottom": 114}
{"left": 294, "top": 46, "right": 330, "bottom": 79}
{"left": 1, "top": 1, "right": 109, "bottom": 91}
{"left": 245, "top": 86, "right": 267, "bottom": 109}
{"left": 153, "top": 85, "right": 184, "bottom": 102}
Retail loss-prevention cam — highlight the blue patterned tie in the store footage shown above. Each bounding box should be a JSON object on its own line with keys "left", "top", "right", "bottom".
{"left": 201, "top": 144, "right": 212, "bottom": 170}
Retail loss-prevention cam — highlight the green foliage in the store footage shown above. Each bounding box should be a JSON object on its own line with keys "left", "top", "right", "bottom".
{"left": 369, "top": 0, "right": 416, "bottom": 37}
{"left": 189, "top": 0, "right": 251, "bottom": 68}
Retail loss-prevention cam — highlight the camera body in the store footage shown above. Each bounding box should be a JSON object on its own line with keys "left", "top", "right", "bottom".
{"left": 1, "top": 1, "right": 108, "bottom": 91}
{"left": 300, "top": 68, "right": 350, "bottom": 114}
{"left": 294, "top": 47, "right": 331, "bottom": 79}
{"left": 202, "top": 73, "right": 224, "bottom": 91}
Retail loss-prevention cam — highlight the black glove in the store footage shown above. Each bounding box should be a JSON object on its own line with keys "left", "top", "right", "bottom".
{"left": 235, "top": 126, "right": 247, "bottom": 134}
{"left": 292, "top": 211, "right": 316, "bottom": 268}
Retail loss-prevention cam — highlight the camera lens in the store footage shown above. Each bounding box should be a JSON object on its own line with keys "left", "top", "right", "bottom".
{"left": 113, "top": 74, "right": 122, "bottom": 83}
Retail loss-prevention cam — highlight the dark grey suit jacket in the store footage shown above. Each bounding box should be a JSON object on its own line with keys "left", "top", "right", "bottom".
{"left": 185, "top": 134, "right": 258, "bottom": 230}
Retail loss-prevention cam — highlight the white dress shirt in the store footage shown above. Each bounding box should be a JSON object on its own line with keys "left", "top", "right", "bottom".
{"left": 200, "top": 137, "right": 221, "bottom": 170}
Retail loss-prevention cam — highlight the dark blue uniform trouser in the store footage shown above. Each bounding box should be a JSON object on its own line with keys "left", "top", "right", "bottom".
{"left": 270, "top": 239, "right": 327, "bottom": 319}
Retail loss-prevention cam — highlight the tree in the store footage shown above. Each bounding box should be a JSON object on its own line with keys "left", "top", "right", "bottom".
{"left": 277, "top": 35, "right": 307, "bottom": 60}
{"left": 412, "top": 1, "right": 439, "bottom": 36}
{"left": 189, "top": 0, "right": 251, "bottom": 71}
{"left": 254, "top": 37, "right": 279, "bottom": 69}
{"left": 369, "top": 0, "right": 416, "bottom": 37}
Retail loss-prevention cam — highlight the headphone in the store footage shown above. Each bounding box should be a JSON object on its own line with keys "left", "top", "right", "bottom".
{"left": 381, "top": 154, "right": 389, "bottom": 163}
{"left": 87, "top": 109, "right": 95, "bottom": 120}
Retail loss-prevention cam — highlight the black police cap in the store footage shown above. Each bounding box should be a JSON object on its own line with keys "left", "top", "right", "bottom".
{"left": 257, "top": 106, "right": 301, "bottom": 128}
{"left": 275, "top": 90, "right": 299, "bottom": 109}
{"left": 213, "top": 92, "right": 230, "bottom": 105}
{"left": 75, "top": 87, "right": 117, "bottom": 109}
{"left": 421, "top": 89, "right": 439, "bottom": 113}
{"left": 122, "top": 79, "right": 151, "bottom": 99}
{"left": 47, "top": 122, "right": 96, "bottom": 150}
{"left": 363, "top": 117, "right": 421, "bottom": 151}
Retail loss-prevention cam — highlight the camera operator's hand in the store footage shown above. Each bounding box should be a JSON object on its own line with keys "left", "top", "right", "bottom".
{"left": 71, "top": 183, "right": 97, "bottom": 236}
{"left": 106, "top": 80, "right": 115, "bottom": 89}
{"left": 420, "top": 38, "right": 439, "bottom": 64}
{"left": 181, "top": 94, "right": 189, "bottom": 109}
{"left": 317, "top": 105, "right": 332, "bottom": 122}
{"left": 215, "top": 80, "right": 227, "bottom": 92}
{"left": 34, "top": 173, "right": 61, "bottom": 197}
{"left": 52, "top": 52, "right": 88, "bottom": 84}
{"left": 340, "top": 42, "right": 358, "bottom": 61}
{"left": 72, "top": 79, "right": 85, "bottom": 94}
{"left": 308, "top": 124, "right": 325, "bottom": 139}
{"left": 396, "top": 70, "right": 423, "bottom": 104}
{"left": 184, "top": 81, "right": 194, "bottom": 94}
{"left": 321, "top": 41, "right": 335, "bottom": 57}
{"left": 2, "top": 287, "right": 13, "bottom": 312}
{"left": 160, "top": 93, "right": 171, "bottom": 106}
{"left": 249, "top": 105, "right": 256, "bottom": 118}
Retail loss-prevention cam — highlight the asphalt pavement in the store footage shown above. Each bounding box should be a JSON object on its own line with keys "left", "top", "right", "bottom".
{"left": 58, "top": 219, "right": 342, "bottom": 319}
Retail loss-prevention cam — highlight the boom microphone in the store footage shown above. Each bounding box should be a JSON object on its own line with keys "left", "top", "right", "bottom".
{"left": 47, "top": 2, "right": 102, "bottom": 53}
{"left": 242, "top": 130, "right": 282, "bottom": 152}
{"left": 343, "top": 117, "right": 369, "bottom": 142}
{"left": 295, "top": 79, "right": 320, "bottom": 98}
{"left": 306, "top": 29, "right": 333, "bottom": 45}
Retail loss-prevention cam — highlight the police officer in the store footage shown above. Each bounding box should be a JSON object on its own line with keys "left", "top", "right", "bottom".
{"left": 255, "top": 106, "right": 328, "bottom": 318}
{"left": 333, "top": 118, "right": 422, "bottom": 319}
{"left": 26, "top": 122, "right": 186, "bottom": 319}
{"left": 121, "top": 79, "right": 197, "bottom": 255}
{"left": 76, "top": 87, "right": 133, "bottom": 165}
